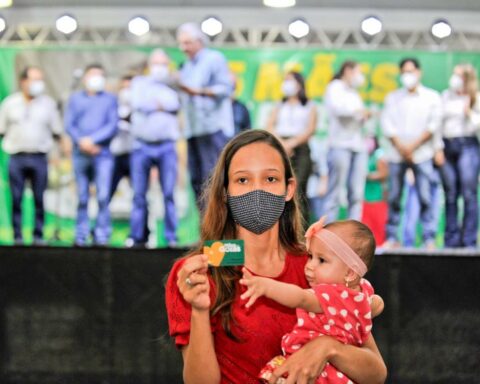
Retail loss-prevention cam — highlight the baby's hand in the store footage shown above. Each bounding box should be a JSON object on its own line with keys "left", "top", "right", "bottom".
{"left": 239, "top": 267, "right": 269, "bottom": 308}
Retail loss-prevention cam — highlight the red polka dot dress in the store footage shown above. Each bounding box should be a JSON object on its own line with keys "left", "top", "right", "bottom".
{"left": 261, "top": 279, "right": 374, "bottom": 384}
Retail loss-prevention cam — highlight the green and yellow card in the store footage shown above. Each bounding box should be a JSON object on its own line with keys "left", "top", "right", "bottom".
{"left": 204, "top": 240, "right": 245, "bottom": 267}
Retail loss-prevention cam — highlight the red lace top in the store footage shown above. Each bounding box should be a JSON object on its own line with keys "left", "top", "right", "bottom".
{"left": 165, "top": 252, "right": 309, "bottom": 384}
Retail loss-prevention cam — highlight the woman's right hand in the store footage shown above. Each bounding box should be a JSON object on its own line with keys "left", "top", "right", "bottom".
{"left": 177, "top": 254, "right": 211, "bottom": 311}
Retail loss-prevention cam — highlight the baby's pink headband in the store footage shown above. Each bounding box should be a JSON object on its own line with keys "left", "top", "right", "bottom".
{"left": 305, "top": 217, "right": 368, "bottom": 277}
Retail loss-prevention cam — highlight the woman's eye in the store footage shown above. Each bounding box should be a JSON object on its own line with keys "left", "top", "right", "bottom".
{"left": 238, "top": 177, "right": 247, "bottom": 184}
{"left": 267, "top": 176, "right": 277, "bottom": 182}
{"left": 319, "top": 258, "right": 325, "bottom": 263}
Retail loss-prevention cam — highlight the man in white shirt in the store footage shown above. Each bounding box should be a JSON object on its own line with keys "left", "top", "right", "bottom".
{"left": 381, "top": 58, "right": 442, "bottom": 249}
{"left": 0, "top": 66, "right": 63, "bottom": 245}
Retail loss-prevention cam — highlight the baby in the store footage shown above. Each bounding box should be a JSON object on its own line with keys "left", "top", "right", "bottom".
{"left": 240, "top": 217, "right": 384, "bottom": 384}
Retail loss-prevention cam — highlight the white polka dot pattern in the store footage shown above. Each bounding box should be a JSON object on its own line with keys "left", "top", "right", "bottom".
{"left": 354, "top": 293, "right": 364, "bottom": 302}
{"left": 278, "top": 279, "right": 375, "bottom": 384}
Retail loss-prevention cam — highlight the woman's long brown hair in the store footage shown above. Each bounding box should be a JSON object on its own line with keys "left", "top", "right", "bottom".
{"left": 187, "top": 129, "right": 305, "bottom": 339}
{"left": 458, "top": 63, "right": 478, "bottom": 108}
{"left": 332, "top": 60, "right": 358, "bottom": 81}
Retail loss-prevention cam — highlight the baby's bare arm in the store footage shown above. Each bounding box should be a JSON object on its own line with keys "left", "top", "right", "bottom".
{"left": 240, "top": 268, "right": 323, "bottom": 312}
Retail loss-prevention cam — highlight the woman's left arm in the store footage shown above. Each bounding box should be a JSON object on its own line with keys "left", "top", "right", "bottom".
{"left": 268, "top": 334, "right": 386, "bottom": 384}
{"left": 329, "top": 334, "right": 387, "bottom": 384}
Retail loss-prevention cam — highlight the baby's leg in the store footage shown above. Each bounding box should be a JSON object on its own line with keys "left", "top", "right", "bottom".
{"left": 259, "top": 355, "right": 288, "bottom": 383}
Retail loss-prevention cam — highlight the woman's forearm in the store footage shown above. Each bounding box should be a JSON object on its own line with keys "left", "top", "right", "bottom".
{"left": 182, "top": 309, "right": 221, "bottom": 384}
{"left": 329, "top": 335, "right": 387, "bottom": 384}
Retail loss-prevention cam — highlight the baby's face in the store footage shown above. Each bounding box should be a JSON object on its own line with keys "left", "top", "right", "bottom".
{"left": 304, "top": 237, "right": 350, "bottom": 287}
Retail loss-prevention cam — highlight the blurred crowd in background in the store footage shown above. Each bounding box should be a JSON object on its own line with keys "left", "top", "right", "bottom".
{"left": 1, "top": 22, "right": 479, "bottom": 250}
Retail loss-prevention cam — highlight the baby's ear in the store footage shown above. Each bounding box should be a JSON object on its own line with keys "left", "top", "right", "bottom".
{"left": 344, "top": 269, "right": 358, "bottom": 284}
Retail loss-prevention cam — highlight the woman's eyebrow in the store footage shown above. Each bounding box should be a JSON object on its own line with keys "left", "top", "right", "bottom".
{"left": 232, "top": 168, "right": 281, "bottom": 174}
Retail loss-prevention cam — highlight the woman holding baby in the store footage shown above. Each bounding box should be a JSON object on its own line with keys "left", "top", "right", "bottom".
{"left": 165, "top": 130, "right": 386, "bottom": 384}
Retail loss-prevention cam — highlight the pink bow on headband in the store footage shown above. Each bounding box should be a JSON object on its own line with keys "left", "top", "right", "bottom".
{"left": 305, "top": 216, "right": 368, "bottom": 277}
{"left": 305, "top": 216, "right": 327, "bottom": 251}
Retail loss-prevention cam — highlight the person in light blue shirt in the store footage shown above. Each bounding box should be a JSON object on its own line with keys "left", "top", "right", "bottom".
{"left": 65, "top": 63, "right": 118, "bottom": 246}
{"left": 177, "top": 22, "right": 234, "bottom": 205}
{"left": 127, "top": 50, "right": 181, "bottom": 248}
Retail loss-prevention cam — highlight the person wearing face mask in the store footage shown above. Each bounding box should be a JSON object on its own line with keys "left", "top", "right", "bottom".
{"left": 109, "top": 74, "right": 150, "bottom": 247}
{"left": 65, "top": 63, "right": 118, "bottom": 246}
{"left": 126, "top": 49, "right": 181, "bottom": 248}
{"left": 164, "top": 129, "right": 387, "bottom": 384}
{"left": 439, "top": 64, "right": 480, "bottom": 247}
{"left": 323, "top": 60, "right": 372, "bottom": 223}
{"left": 266, "top": 71, "right": 317, "bottom": 226}
{"left": 381, "top": 58, "right": 442, "bottom": 250}
{"left": 176, "top": 22, "right": 235, "bottom": 206}
{"left": 0, "top": 66, "right": 63, "bottom": 245}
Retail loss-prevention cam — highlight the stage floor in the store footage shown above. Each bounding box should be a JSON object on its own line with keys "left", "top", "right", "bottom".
{"left": 1, "top": 245, "right": 479, "bottom": 383}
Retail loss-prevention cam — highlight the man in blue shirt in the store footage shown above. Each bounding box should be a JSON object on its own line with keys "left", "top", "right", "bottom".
{"left": 65, "top": 64, "right": 118, "bottom": 246}
{"left": 176, "top": 23, "right": 234, "bottom": 206}
{"left": 128, "top": 50, "right": 181, "bottom": 248}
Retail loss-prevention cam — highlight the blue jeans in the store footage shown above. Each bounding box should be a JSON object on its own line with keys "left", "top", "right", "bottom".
{"left": 73, "top": 148, "right": 114, "bottom": 244}
{"left": 323, "top": 148, "right": 368, "bottom": 222}
{"left": 440, "top": 137, "right": 480, "bottom": 247}
{"left": 8, "top": 153, "right": 48, "bottom": 240}
{"left": 187, "top": 130, "right": 228, "bottom": 204}
{"left": 130, "top": 141, "right": 178, "bottom": 244}
{"left": 309, "top": 196, "right": 326, "bottom": 223}
{"left": 403, "top": 170, "right": 442, "bottom": 247}
{"left": 387, "top": 160, "right": 436, "bottom": 243}
{"left": 109, "top": 153, "right": 130, "bottom": 201}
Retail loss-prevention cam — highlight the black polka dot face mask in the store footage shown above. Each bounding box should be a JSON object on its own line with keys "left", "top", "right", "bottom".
{"left": 227, "top": 189, "right": 286, "bottom": 235}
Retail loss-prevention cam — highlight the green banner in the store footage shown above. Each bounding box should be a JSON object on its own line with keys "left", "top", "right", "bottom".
{"left": 0, "top": 49, "right": 17, "bottom": 241}
{"left": 1, "top": 46, "right": 479, "bottom": 246}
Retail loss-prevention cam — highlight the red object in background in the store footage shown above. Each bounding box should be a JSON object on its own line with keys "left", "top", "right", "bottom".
{"left": 362, "top": 201, "right": 388, "bottom": 246}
